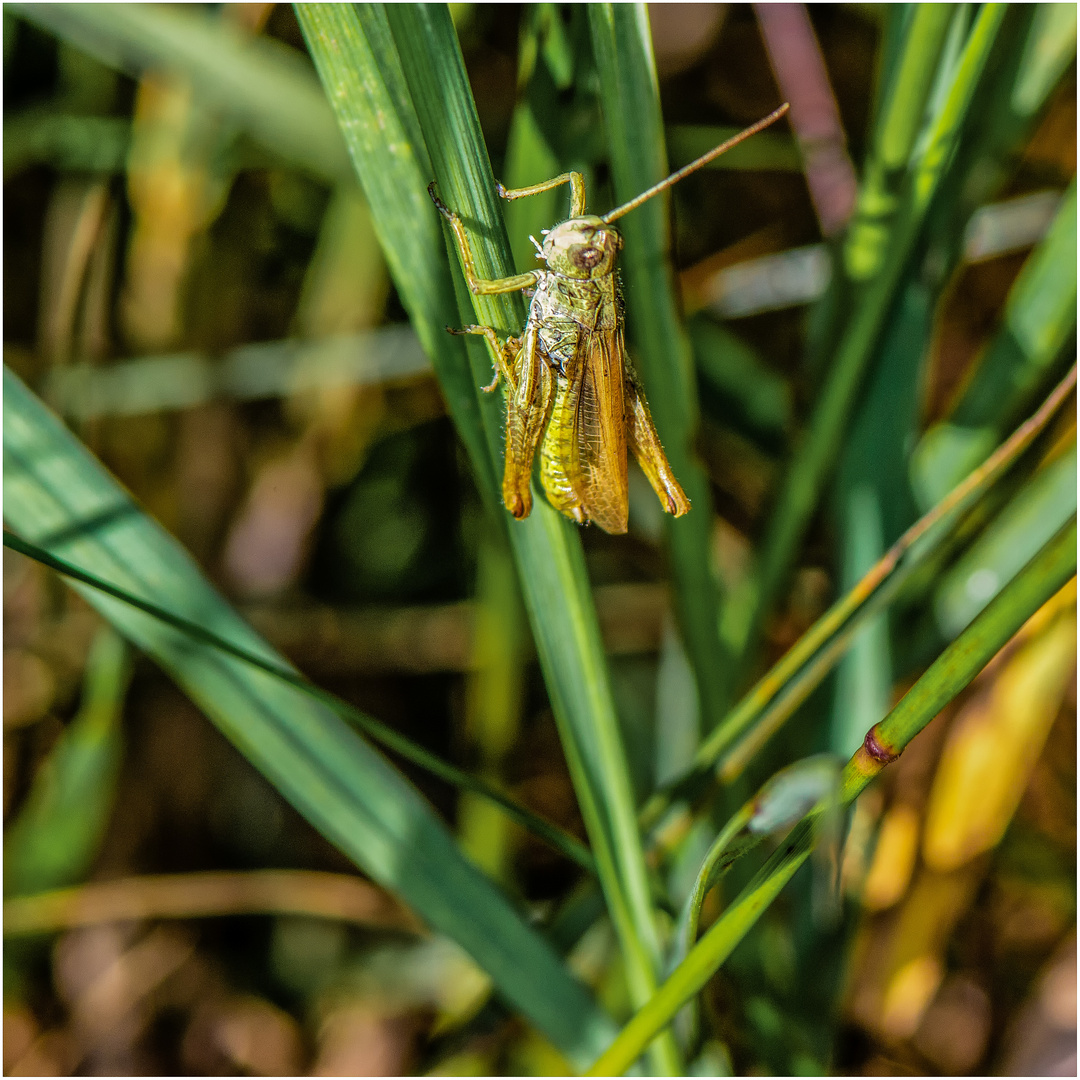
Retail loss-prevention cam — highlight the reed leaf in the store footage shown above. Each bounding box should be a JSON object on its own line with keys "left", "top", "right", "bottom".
{"left": 2, "top": 366, "right": 616, "bottom": 1067}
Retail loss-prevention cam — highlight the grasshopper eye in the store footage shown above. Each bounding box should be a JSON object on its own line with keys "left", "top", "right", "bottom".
{"left": 571, "top": 246, "right": 602, "bottom": 270}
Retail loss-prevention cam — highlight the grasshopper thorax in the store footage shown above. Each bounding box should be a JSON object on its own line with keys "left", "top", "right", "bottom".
{"left": 541, "top": 215, "right": 622, "bottom": 280}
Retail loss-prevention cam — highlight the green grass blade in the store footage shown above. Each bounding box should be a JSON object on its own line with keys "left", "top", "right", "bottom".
{"left": 12, "top": 2, "right": 351, "bottom": 183}
{"left": 731, "top": 4, "right": 1007, "bottom": 668}
{"left": 2, "top": 367, "right": 616, "bottom": 1067}
{"left": 2, "top": 530, "right": 595, "bottom": 875}
{"left": 4, "top": 110, "right": 130, "bottom": 177}
{"left": 297, "top": 2, "right": 669, "bottom": 1067}
{"left": 587, "top": 3, "right": 733, "bottom": 733}
{"left": 4, "top": 627, "right": 129, "bottom": 897}
{"left": 360, "top": 6, "right": 675, "bottom": 1069}
{"left": 589, "top": 515, "right": 1076, "bottom": 1075}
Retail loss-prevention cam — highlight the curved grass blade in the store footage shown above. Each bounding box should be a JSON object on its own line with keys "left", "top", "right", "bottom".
{"left": 2, "top": 367, "right": 616, "bottom": 1067}
{"left": 589, "top": 516, "right": 1077, "bottom": 1075}
{"left": 639, "top": 364, "right": 1076, "bottom": 831}
{"left": 2, "top": 529, "right": 593, "bottom": 876}
{"left": 665, "top": 751, "right": 841, "bottom": 1054}
{"left": 4, "top": 869, "right": 419, "bottom": 937}
{"left": 588, "top": 3, "right": 733, "bottom": 730}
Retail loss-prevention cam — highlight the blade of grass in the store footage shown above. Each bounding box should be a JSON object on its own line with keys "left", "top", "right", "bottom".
{"left": 638, "top": 364, "right": 1076, "bottom": 831}
{"left": 4, "top": 110, "right": 130, "bottom": 177}
{"left": 367, "top": 6, "right": 677, "bottom": 1070}
{"left": 589, "top": 515, "right": 1077, "bottom": 1075}
{"left": 2, "top": 367, "right": 616, "bottom": 1067}
{"left": 12, "top": 2, "right": 351, "bottom": 184}
{"left": 588, "top": 3, "right": 733, "bottom": 730}
{"left": 2, "top": 528, "right": 593, "bottom": 876}
{"left": 45, "top": 326, "right": 432, "bottom": 422}
{"left": 731, "top": 5, "right": 1007, "bottom": 669}
{"left": 294, "top": 3, "right": 666, "bottom": 1067}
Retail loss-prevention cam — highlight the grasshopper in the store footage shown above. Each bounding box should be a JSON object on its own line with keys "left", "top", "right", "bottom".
{"left": 430, "top": 103, "right": 789, "bottom": 535}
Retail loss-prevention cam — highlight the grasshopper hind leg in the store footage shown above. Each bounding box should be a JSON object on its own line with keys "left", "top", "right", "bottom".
{"left": 624, "top": 367, "right": 691, "bottom": 518}
{"left": 502, "top": 325, "right": 554, "bottom": 521}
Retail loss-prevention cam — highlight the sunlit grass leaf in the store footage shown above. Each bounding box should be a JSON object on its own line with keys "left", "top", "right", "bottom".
{"left": 294, "top": 2, "right": 498, "bottom": 511}
{"left": 2, "top": 367, "right": 616, "bottom": 1067}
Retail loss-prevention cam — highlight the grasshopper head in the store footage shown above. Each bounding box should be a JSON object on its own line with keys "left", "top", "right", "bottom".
{"left": 542, "top": 216, "right": 622, "bottom": 279}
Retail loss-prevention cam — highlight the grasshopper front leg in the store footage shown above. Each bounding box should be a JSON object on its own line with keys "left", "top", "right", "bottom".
{"left": 496, "top": 171, "right": 587, "bottom": 218}
{"left": 447, "top": 324, "right": 521, "bottom": 393}
{"left": 429, "top": 183, "right": 540, "bottom": 296}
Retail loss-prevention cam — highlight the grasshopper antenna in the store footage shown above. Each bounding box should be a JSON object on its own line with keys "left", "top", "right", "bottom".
{"left": 602, "top": 102, "right": 790, "bottom": 225}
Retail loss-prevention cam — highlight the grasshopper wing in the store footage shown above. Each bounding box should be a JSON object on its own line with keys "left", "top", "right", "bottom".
{"left": 576, "top": 325, "right": 630, "bottom": 533}
{"left": 541, "top": 324, "right": 629, "bottom": 534}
